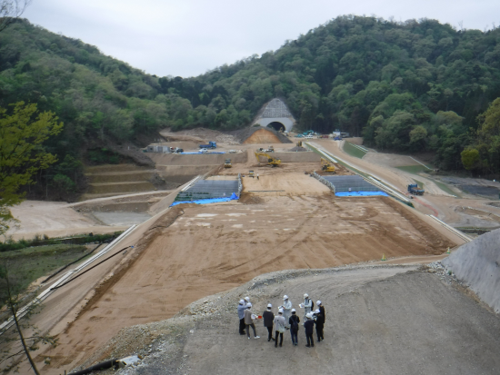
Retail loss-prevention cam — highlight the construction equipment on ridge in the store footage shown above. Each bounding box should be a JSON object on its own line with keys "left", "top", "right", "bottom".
{"left": 224, "top": 159, "right": 232, "bottom": 168}
{"left": 254, "top": 152, "right": 281, "bottom": 167}
{"left": 321, "top": 157, "right": 336, "bottom": 173}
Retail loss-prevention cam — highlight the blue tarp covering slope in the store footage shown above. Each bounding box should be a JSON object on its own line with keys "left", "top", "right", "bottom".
{"left": 170, "top": 193, "right": 238, "bottom": 207}
{"left": 335, "top": 191, "right": 388, "bottom": 197}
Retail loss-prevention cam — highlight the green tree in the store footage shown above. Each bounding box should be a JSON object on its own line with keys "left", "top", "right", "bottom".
{"left": 461, "top": 147, "right": 480, "bottom": 170}
{"left": 0, "top": 102, "right": 63, "bottom": 235}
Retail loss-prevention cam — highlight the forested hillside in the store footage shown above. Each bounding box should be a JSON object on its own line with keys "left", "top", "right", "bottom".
{"left": 1, "top": 15, "right": 500, "bottom": 199}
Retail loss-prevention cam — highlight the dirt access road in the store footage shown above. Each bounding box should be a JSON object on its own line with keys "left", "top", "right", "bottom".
{"left": 34, "top": 189, "right": 459, "bottom": 374}
{"left": 97, "top": 265, "right": 500, "bottom": 375}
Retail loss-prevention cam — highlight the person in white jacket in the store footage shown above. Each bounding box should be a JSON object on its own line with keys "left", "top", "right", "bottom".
{"left": 273, "top": 309, "right": 286, "bottom": 347}
{"left": 281, "top": 295, "right": 292, "bottom": 328}
{"left": 303, "top": 293, "right": 313, "bottom": 317}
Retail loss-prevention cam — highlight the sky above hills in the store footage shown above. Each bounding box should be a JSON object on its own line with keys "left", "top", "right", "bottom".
{"left": 23, "top": 0, "right": 500, "bottom": 78}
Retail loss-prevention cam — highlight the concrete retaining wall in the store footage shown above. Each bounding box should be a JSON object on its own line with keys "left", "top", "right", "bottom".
{"left": 442, "top": 228, "right": 500, "bottom": 313}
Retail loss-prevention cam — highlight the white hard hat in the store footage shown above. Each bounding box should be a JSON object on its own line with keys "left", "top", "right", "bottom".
{"left": 239, "top": 299, "right": 244, "bottom": 304}
{"left": 314, "top": 309, "right": 320, "bottom": 314}
{"left": 247, "top": 302, "right": 252, "bottom": 307}
{"left": 278, "top": 309, "right": 283, "bottom": 314}
{"left": 317, "top": 300, "right": 322, "bottom": 305}
{"left": 306, "top": 313, "right": 313, "bottom": 319}
{"left": 267, "top": 303, "right": 272, "bottom": 308}
{"left": 304, "top": 293, "right": 309, "bottom": 298}
{"left": 291, "top": 308, "right": 296, "bottom": 313}
{"left": 244, "top": 296, "right": 250, "bottom": 302}
{"left": 283, "top": 295, "right": 288, "bottom": 300}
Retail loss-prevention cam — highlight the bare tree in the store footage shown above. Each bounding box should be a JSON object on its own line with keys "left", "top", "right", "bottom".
{"left": 0, "top": 0, "right": 32, "bottom": 32}
{"left": 0, "top": 261, "right": 57, "bottom": 375}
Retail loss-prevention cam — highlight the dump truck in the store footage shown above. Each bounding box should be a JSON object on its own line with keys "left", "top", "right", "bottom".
{"left": 224, "top": 159, "right": 232, "bottom": 168}
{"left": 199, "top": 141, "right": 217, "bottom": 149}
{"left": 254, "top": 152, "right": 281, "bottom": 167}
{"left": 408, "top": 184, "right": 425, "bottom": 195}
{"left": 321, "top": 158, "right": 336, "bottom": 173}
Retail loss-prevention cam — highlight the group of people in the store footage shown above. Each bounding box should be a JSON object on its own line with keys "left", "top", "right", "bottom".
{"left": 237, "top": 294, "right": 325, "bottom": 348}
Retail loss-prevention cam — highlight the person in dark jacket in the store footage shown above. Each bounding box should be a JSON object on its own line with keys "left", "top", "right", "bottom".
{"left": 237, "top": 299, "right": 246, "bottom": 335}
{"left": 304, "top": 313, "right": 315, "bottom": 347}
{"left": 288, "top": 308, "right": 300, "bottom": 346}
{"left": 317, "top": 300, "right": 325, "bottom": 322}
{"left": 263, "top": 303, "right": 275, "bottom": 342}
{"left": 313, "top": 309, "right": 324, "bottom": 342}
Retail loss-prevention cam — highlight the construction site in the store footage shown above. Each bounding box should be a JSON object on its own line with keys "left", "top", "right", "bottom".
{"left": 1, "top": 126, "right": 500, "bottom": 375}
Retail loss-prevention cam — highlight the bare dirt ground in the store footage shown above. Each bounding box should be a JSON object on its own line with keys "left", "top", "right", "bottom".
{"left": 28, "top": 189, "right": 459, "bottom": 374}
{"left": 91, "top": 266, "right": 500, "bottom": 375}
{"left": 5, "top": 129, "right": 498, "bottom": 375}
{"left": 3, "top": 201, "right": 129, "bottom": 241}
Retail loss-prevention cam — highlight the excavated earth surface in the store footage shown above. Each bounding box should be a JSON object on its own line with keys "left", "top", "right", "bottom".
{"left": 30, "top": 190, "right": 458, "bottom": 374}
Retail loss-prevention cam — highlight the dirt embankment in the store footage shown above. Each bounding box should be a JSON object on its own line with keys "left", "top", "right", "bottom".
{"left": 32, "top": 193, "right": 460, "bottom": 374}
{"left": 243, "top": 128, "right": 283, "bottom": 144}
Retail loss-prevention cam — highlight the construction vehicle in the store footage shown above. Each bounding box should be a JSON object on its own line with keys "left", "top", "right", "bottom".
{"left": 224, "top": 159, "right": 232, "bottom": 168}
{"left": 199, "top": 141, "right": 217, "bottom": 149}
{"left": 408, "top": 184, "right": 425, "bottom": 196}
{"left": 257, "top": 146, "right": 274, "bottom": 153}
{"left": 254, "top": 152, "right": 281, "bottom": 167}
{"left": 249, "top": 170, "right": 255, "bottom": 178}
{"left": 321, "top": 158, "right": 336, "bottom": 173}
{"left": 296, "top": 140, "right": 303, "bottom": 147}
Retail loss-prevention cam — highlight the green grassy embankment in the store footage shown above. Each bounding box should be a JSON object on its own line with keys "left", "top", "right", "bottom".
{"left": 343, "top": 141, "right": 367, "bottom": 159}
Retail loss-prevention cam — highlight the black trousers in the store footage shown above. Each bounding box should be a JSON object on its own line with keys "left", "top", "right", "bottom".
{"left": 239, "top": 318, "right": 246, "bottom": 334}
{"left": 306, "top": 332, "right": 314, "bottom": 346}
{"left": 275, "top": 331, "right": 283, "bottom": 347}
{"left": 316, "top": 326, "right": 324, "bottom": 341}
{"left": 266, "top": 326, "right": 273, "bottom": 341}
{"left": 246, "top": 323, "right": 256, "bottom": 337}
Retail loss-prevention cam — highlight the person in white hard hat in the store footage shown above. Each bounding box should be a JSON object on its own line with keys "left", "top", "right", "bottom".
{"left": 244, "top": 296, "right": 251, "bottom": 306}
{"left": 237, "top": 299, "right": 247, "bottom": 335}
{"left": 289, "top": 308, "right": 300, "bottom": 346}
{"left": 303, "top": 293, "right": 313, "bottom": 318}
{"left": 304, "top": 313, "right": 315, "bottom": 347}
{"left": 273, "top": 309, "right": 286, "bottom": 347}
{"left": 317, "top": 300, "right": 325, "bottom": 340}
{"left": 243, "top": 303, "right": 260, "bottom": 340}
{"left": 281, "top": 295, "right": 292, "bottom": 328}
{"left": 263, "top": 303, "right": 275, "bottom": 342}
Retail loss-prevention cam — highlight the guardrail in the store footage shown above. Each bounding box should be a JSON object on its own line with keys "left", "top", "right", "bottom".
{"left": 426, "top": 215, "right": 473, "bottom": 243}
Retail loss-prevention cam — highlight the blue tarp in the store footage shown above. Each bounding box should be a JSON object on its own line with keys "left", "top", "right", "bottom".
{"left": 170, "top": 193, "right": 239, "bottom": 207}
{"left": 180, "top": 151, "right": 226, "bottom": 155}
{"left": 335, "top": 191, "right": 388, "bottom": 197}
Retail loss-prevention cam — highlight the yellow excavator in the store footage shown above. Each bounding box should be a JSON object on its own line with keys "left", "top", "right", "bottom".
{"left": 321, "top": 157, "right": 336, "bottom": 173}
{"left": 296, "top": 140, "right": 303, "bottom": 147}
{"left": 255, "top": 152, "right": 281, "bottom": 167}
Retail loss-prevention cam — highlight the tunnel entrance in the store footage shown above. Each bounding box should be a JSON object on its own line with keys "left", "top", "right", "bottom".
{"left": 267, "top": 122, "right": 285, "bottom": 132}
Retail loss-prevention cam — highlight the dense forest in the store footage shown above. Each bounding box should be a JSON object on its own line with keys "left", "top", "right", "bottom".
{"left": 1, "top": 15, "right": 500, "bottom": 199}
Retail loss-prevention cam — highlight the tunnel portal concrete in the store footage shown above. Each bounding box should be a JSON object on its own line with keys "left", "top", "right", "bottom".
{"left": 251, "top": 98, "right": 295, "bottom": 132}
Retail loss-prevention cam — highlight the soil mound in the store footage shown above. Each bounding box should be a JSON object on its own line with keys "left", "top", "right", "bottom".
{"left": 290, "top": 146, "right": 307, "bottom": 152}
{"left": 233, "top": 126, "right": 292, "bottom": 144}
{"left": 442, "top": 228, "right": 500, "bottom": 313}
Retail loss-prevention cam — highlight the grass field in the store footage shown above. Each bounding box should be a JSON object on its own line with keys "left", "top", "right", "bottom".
{"left": 0, "top": 244, "right": 88, "bottom": 301}
{"left": 433, "top": 180, "right": 461, "bottom": 198}
{"left": 343, "top": 141, "right": 367, "bottom": 159}
{"left": 395, "top": 165, "right": 432, "bottom": 174}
